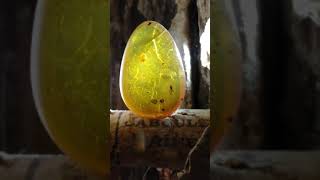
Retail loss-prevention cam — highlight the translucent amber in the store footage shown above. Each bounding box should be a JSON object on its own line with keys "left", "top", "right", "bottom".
{"left": 31, "top": 0, "right": 109, "bottom": 174}
{"left": 211, "top": 0, "right": 242, "bottom": 150}
{"left": 120, "top": 21, "right": 185, "bottom": 119}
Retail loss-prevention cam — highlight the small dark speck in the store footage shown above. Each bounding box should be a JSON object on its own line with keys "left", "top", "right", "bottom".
{"left": 228, "top": 117, "right": 233, "bottom": 123}
{"left": 169, "top": 85, "right": 174, "bottom": 94}
{"left": 160, "top": 99, "right": 164, "bottom": 103}
{"left": 162, "top": 108, "right": 165, "bottom": 111}
{"left": 151, "top": 99, "right": 157, "bottom": 104}
{"left": 148, "top": 22, "right": 152, "bottom": 25}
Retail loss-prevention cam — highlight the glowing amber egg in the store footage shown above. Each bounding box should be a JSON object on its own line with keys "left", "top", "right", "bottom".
{"left": 120, "top": 21, "right": 185, "bottom": 119}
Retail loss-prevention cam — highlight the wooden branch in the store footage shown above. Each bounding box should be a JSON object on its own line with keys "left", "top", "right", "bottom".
{"left": 211, "top": 151, "right": 320, "bottom": 180}
{"left": 0, "top": 152, "right": 106, "bottom": 180}
{"left": 110, "top": 109, "right": 210, "bottom": 168}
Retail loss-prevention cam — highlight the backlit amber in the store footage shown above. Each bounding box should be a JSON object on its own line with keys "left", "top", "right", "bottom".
{"left": 31, "top": 0, "right": 109, "bottom": 174}
{"left": 120, "top": 21, "right": 185, "bottom": 119}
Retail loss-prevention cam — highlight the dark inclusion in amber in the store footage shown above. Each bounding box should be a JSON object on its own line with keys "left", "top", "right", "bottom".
{"left": 120, "top": 21, "right": 186, "bottom": 119}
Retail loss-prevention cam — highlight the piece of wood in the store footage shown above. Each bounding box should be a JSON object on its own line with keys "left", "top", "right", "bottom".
{"left": 211, "top": 151, "right": 320, "bottom": 180}
{"left": 110, "top": 109, "right": 210, "bottom": 168}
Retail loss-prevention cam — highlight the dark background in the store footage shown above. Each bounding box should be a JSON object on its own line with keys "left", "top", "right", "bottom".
{"left": 0, "top": 0, "right": 59, "bottom": 154}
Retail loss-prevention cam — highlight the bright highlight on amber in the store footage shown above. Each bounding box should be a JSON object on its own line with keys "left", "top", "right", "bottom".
{"left": 120, "top": 21, "right": 186, "bottom": 119}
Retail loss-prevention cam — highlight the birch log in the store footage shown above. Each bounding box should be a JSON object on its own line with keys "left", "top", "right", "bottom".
{"left": 110, "top": 109, "right": 210, "bottom": 168}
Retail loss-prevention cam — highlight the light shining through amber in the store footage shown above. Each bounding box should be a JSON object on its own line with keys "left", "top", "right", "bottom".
{"left": 31, "top": 0, "right": 109, "bottom": 174}
{"left": 120, "top": 21, "right": 186, "bottom": 119}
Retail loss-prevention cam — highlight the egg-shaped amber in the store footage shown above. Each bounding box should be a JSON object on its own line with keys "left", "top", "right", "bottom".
{"left": 120, "top": 21, "right": 185, "bottom": 119}
{"left": 31, "top": 0, "right": 109, "bottom": 174}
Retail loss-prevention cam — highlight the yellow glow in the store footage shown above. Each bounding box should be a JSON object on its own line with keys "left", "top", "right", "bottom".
{"left": 120, "top": 21, "right": 186, "bottom": 119}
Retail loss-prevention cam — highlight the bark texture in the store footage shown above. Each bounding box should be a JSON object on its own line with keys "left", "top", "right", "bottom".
{"left": 110, "top": 109, "right": 209, "bottom": 168}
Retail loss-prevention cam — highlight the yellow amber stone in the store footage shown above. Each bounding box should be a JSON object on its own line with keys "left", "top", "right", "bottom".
{"left": 31, "top": 0, "right": 109, "bottom": 174}
{"left": 120, "top": 21, "right": 186, "bottom": 119}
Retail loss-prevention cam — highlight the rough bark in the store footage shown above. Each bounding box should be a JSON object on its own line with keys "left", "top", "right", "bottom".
{"left": 110, "top": 109, "right": 209, "bottom": 168}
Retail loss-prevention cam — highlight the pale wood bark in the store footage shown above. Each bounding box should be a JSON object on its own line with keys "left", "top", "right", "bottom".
{"left": 110, "top": 109, "right": 210, "bottom": 168}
